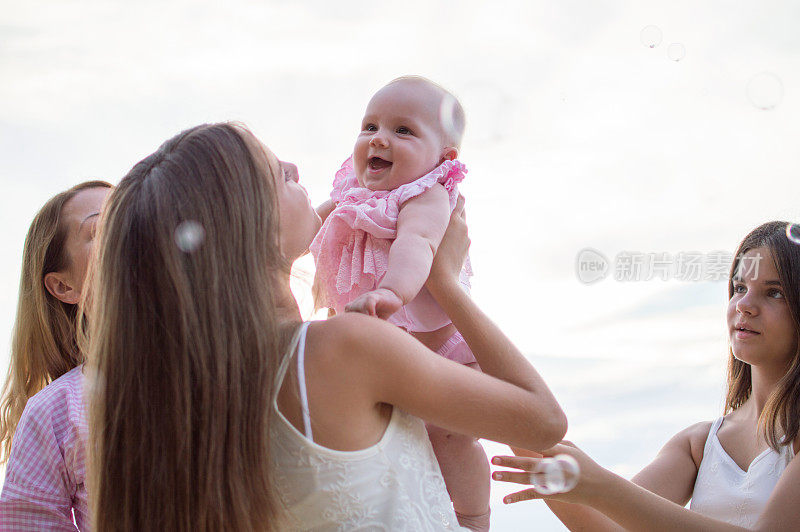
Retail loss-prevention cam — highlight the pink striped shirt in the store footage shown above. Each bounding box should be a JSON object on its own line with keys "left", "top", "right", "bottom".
{"left": 0, "top": 366, "right": 88, "bottom": 531}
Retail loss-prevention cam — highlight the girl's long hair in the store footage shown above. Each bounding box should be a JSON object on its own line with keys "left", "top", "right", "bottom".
{"left": 88, "top": 123, "right": 291, "bottom": 531}
{"left": 725, "top": 221, "right": 800, "bottom": 450}
{"left": 0, "top": 180, "right": 112, "bottom": 463}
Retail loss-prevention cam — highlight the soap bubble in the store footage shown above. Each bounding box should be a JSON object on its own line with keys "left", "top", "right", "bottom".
{"left": 438, "top": 93, "right": 461, "bottom": 144}
{"left": 787, "top": 223, "right": 800, "bottom": 245}
{"left": 667, "top": 43, "right": 686, "bottom": 62}
{"left": 529, "top": 454, "right": 580, "bottom": 495}
{"left": 746, "top": 72, "right": 783, "bottom": 110}
{"left": 640, "top": 25, "right": 662, "bottom": 48}
{"left": 174, "top": 220, "right": 205, "bottom": 253}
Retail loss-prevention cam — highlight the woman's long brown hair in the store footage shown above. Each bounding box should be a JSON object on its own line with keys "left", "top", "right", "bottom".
{"left": 88, "top": 123, "right": 291, "bottom": 531}
{"left": 0, "top": 180, "right": 112, "bottom": 463}
{"left": 725, "top": 221, "right": 800, "bottom": 450}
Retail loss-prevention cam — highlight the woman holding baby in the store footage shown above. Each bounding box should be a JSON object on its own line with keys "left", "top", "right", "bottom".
{"left": 84, "top": 113, "right": 566, "bottom": 531}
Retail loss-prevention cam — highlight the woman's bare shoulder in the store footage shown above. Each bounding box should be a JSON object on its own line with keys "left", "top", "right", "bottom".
{"left": 682, "top": 420, "right": 714, "bottom": 442}
{"left": 309, "top": 313, "right": 396, "bottom": 341}
{"left": 675, "top": 420, "right": 714, "bottom": 467}
{"left": 305, "top": 313, "right": 404, "bottom": 363}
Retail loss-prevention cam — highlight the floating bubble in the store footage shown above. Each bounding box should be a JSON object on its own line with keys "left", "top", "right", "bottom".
{"left": 438, "top": 93, "right": 461, "bottom": 144}
{"left": 787, "top": 223, "right": 800, "bottom": 245}
{"left": 528, "top": 454, "right": 580, "bottom": 495}
{"left": 667, "top": 43, "right": 686, "bottom": 62}
{"left": 640, "top": 25, "right": 662, "bottom": 48}
{"left": 746, "top": 72, "right": 783, "bottom": 110}
{"left": 174, "top": 220, "right": 205, "bottom": 253}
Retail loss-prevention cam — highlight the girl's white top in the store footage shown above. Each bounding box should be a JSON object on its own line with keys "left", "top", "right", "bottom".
{"left": 690, "top": 416, "right": 794, "bottom": 527}
{"left": 270, "top": 322, "right": 466, "bottom": 531}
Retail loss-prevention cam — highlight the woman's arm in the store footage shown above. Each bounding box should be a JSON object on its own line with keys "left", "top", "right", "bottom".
{"left": 0, "top": 397, "right": 79, "bottom": 531}
{"left": 327, "top": 196, "right": 567, "bottom": 450}
{"left": 494, "top": 438, "right": 800, "bottom": 532}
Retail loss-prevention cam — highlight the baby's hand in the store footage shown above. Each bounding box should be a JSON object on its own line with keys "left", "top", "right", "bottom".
{"left": 345, "top": 288, "right": 404, "bottom": 320}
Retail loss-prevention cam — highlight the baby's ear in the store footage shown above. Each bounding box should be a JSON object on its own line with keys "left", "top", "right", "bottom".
{"left": 441, "top": 147, "right": 458, "bottom": 162}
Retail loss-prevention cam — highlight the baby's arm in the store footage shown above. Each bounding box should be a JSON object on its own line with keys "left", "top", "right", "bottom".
{"left": 346, "top": 184, "right": 450, "bottom": 318}
{"left": 316, "top": 199, "right": 337, "bottom": 224}
{"left": 383, "top": 184, "right": 450, "bottom": 301}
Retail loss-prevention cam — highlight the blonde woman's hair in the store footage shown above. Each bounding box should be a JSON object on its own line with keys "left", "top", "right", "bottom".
{"left": 88, "top": 123, "right": 291, "bottom": 531}
{"left": 0, "top": 180, "right": 112, "bottom": 463}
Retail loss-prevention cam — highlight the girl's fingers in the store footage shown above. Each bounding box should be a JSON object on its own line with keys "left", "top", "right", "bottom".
{"left": 492, "top": 470, "right": 537, "bottom": 485}
{"left": 509, "top": 446, "right": 542, "bottom": 458}
{"left": 539, "top": 443, "right": 573, "bottom": 457}
{"left": 503, "top": 488, "right": 542, "bottom": 504}
{"left": 491, "top": 455, "right": 536, "bottom": 470}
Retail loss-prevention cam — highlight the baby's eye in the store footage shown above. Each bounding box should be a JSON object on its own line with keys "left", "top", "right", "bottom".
{"left": 363, "top": 124, "right": 377, "bottom": 132}
{"left": 732, "top": 283, "right": 746, "bottom": 294}
{"left": 396, "top": 126, "right": 412, "bottom": 135}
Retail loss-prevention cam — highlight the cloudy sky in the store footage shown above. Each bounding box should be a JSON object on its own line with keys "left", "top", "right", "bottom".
{"left": 2, "top": 1, "right": 799, "bottom": 529}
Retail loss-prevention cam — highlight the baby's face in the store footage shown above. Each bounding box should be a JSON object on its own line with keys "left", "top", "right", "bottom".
{"left": 353, "top": 81, "right": 452, "bottom": 191}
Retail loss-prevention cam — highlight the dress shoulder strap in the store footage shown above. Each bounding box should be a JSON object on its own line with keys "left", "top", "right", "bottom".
{"left": 295, "top": 322, "right": 313, "bottom": 441}
{"left": 702, "top": 416, "right": 724, "bottom": 454}
{"left": 274, "top": 322, "right": 309, "bottom": 391}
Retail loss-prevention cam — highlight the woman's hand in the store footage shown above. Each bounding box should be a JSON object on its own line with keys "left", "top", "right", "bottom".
{"left": 492, "top": 441, "right": 612, "bottom": 506}
{"left": 426, "top": 194, "right": 469, "bottom": 296}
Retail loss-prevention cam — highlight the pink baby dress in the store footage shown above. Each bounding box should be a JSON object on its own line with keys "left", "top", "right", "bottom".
{"left": 310, "top": 156, "right": 472, "bottom": 334}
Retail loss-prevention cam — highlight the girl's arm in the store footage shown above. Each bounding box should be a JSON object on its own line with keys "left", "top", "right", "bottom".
{"left": 345, "top": 184, "right": 450, "bottom": 318}
{"left": 513, "top": 423, "right": 707, "bottom": 531}
{"left": 494, "top": 438, "right": 800, "bottom": 532}
{"left": 325, "top": 196, "right": 567, "bottom": 450}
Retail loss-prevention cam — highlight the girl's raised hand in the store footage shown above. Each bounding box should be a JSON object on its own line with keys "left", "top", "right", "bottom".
{"left": 492, "top": 441, "right": 609, "bottom": 506}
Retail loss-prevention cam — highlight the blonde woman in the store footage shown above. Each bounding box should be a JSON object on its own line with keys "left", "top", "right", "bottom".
{"left": 88, "top": 122, "right": 567, "bottom": 531}
{"left": 0, "top": 181, "right": 111, "bottom": 530}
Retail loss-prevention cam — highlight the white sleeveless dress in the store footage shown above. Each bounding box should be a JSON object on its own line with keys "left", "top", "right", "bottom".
{"left": 269, "top": 322, "right": 467, "bottom": 531}
{"left": 690, "top": 416, "right": 795, "bottom": 527}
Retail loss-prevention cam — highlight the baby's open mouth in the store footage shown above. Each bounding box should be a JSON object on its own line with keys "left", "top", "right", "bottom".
{"left": 368, "top": 157, "right": 392, "bottom": 170}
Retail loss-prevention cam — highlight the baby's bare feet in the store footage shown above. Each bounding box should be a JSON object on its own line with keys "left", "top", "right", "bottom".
{"left": 345, "top": 288, "right": 403, "bottom": 319}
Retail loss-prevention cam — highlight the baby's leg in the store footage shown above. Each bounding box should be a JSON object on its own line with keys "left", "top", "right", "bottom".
{"left": 414, "top": 328, "right": 490, "bottom": 531}
{"left": 425, "top": 369, "right": 491, "bottom": 531}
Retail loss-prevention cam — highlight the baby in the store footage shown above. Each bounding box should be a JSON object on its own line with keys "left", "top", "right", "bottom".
{"left": 310, "top": 76, "right": 490, "bottom": 530}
